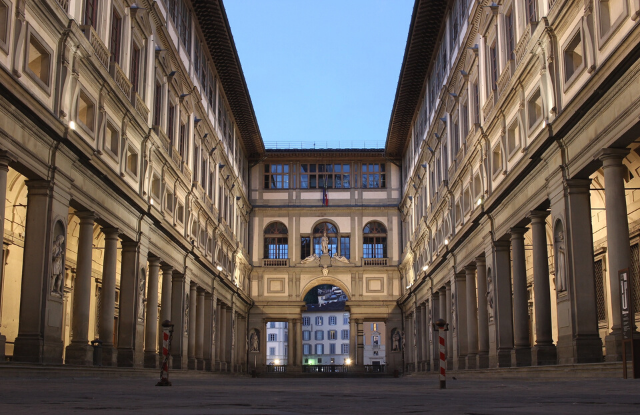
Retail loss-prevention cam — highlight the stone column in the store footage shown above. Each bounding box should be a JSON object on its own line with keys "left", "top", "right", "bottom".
{"left": 13, "top": 180, "right": 70, "bottom": 364}
{"left": 475, "top": 257, "right": 490, "bottom": 368}
{"left": 598, "top": 148, "right": 631, "bottom": 361}
{"left": 99, "top": 228, "right": 119, "bottom": 366}
{"left": 494, "top": 240, "right": 514, "bottom": 367}
{"left": 203, "top": 291, "right": 215, "bottom": 371}
{"left": 117, "top": 240, "right": 145, "bottom": 368}
{"left": 188, "top": 282, "right": 198, "bottom": 369}
{"left": 295, "top": 318, "right": 303, "bottom": 366}
{"left": 65, "top": 211, "right": 96, "bottom": 366}
{"left": 350, "top": 318, "right": 357, "bottom": 364}
{"left": 219, "top": 305, "right": 227, "bottom": 371}
{"left": 0, "top": 151, "right": 14, "bottom": 358}
{"left": 529, "top": 211, "right": 557, "bottom": 365}
{"left": 170, "top": 272, "right": 187, "bottom": 369}
{"left": 421, "top": 304, "right": 428, "bottom": 371}
{"left": 356, "top": 319, "right": 364, "bottom": 369}
{"left": 196, "top": 288, "right": 205, "bottom": 370}
{"left": 465, "top": 265, "right": 478, "bottom": 369}
{"left": 144, "top": 257, "right": 161, "bottom": 368}
{"left": 215, "top": 302, "right": 222, "bottom": 369}
{"left": 432, "top": 291, "right": 440, "bottom": 371}
{"left": 511, "top": 227, "right": 531, "bottom": 367}
{"left": 413, "top": 305, "right": 419, "bottom": 371}
{"left": 454, "top": 274, "right": 468, "bottom": 370}
{"left": 445, "top": 284, "right": 453, "bottom": 369}
{"left": 287, "top": 319, "right": 295, "bottom": 367}
{"left": 158, "top": 265, "right": 173, "bottom": 347}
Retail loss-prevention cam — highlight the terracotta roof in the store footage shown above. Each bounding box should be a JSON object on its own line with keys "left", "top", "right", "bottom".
{"left": 192, "top": 0, "right": 265, "bottom": 158}
{"left": 384, "top": 0, "right": 449, "bottom": 158}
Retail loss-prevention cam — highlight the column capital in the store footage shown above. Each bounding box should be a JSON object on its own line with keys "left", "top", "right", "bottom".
{"left": 101, "top": 227, "right": 120, "bottom": 239}
{"left": 475, "top": 256, "right": 486, "bottom": 266}
{"left": 148, "top": 256, "right": 162, "bottom": 267}
{"left": 0, "top": 149, "right": 16, "bottom": 170}
{"left": 493, "top": 239, "right": 511, "bottom": 251}
{"left": 160, "top": 264, "right": 174, "bottom": 273}
{"left": 24, "top": 179, "right": 52, "bottom": 195}
{"left": 509, "top": 227, "right": 528, "bottom": 238}
{"left": 197, "top": 287, "right": 206, "bottom": 295}
{"left": 528, "top": 210, "right": 549, "bottom": 223}
{"left": 464, "top": 264, "right": 477, "bottom": 273}
{"left": 595, "top": 148, "right": 630, "bottom": 166}
{"left": 121, "top": 240, "right": 139, "bottom": 251}
{"left": 564, "top": 178, "right": 591, "bottom": 194}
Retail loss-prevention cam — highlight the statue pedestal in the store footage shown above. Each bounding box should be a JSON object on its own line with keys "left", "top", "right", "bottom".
{"left": 319, "top": 254, "right": 331, "bottom": 267}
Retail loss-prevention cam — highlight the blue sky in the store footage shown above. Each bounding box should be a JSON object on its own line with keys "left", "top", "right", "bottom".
{"left": 224, "top": 0, "right": 414, "bottom": 149}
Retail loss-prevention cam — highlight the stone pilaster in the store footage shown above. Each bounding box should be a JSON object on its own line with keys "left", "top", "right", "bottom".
{"left": 465, "top": 265, "right": 478, "bottom": 369}
{"left": 493, "top": 240, "right": 514, "bottom": 367}
{"left": 170, "top": 272, "right": 187, "bottom": 369}
{"left": 511, "top": 227, "right": 531, "bottom": 367}
{"left": 144, "top": 257, "right": 161, "bottom": 368}
{"left": 475, "top": 257, "right": 490, "bottom": 368}
{"left": 454, "top": 273, "right": 468, "bottom": 370}
{"left": 188, "top": 282, "right": 198, "bottom": 369}
{"left": 99, "top": 228, "right": 119, "bottom": 366}
{"left": 203, "top": 291, "right": 215, "bottom": 371}
{"left": 195, "top": 288, "right": 205, "bottom": 370}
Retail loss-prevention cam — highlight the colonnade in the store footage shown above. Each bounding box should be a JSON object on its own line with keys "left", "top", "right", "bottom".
{"left": 406, "top": 149, "right": 633, "bottom": 370}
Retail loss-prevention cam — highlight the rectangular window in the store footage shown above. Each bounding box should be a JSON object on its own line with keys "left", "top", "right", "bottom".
{"left": 473, "top": 83, "right": 479, "bottom": 124}
{"left": 153, "top": 82, "right": 162, "bottom": 126}
{"left": 528, "top": 89, "right": 543, "bottom": 129}
{"left": 343, "top": 313, "right": 349, "bottom": 325}
{"left": 363, "top": 236, "right": 387, "bottom": 259}
{"left": 329, "top": 316, "right": 337, "bottom": 326}
{"left": 315, "top": 316, "right": 323, "bottom": 326}
{"left": 300, "top": 164, "right": 350, "bottom": 189}
{"left": 315, "top": 344, "right": 324, "bottom": 355}
{"left": 303, "top": 344, "right": 311, "bottom": 355}
{"left": 361, "top": 163, "right": 386, "bottom": 188}
{"left": 85, "top": 0, "right": 99, "bottom": 28}
{"left": 340, "top": 236, "right": 350, "bottom": 259}
{"left": 104, "top": 122, "right": 119, "bottom": 159}
{"left": 301, "top": 236, "right": 311, "bottom": 259}
{"left": 77, "top": 91, "right": 95, "bottom": 133}
{"left": 329, "top": 343, "right": 336, "bottom": 354}
{"left": 489, "top": 45, "right": 498, "bottom": 91}
{"left": 328, "top": 330, "right": 337, "bottom": 340}
{"left": 315, "top": 330, "right": 324, "bottom": 340}
{"left": 564, "top": 31, "right": 584, "bottom": 84}
{"left": 167, "top": 101, "right": 175, "bottom": 145}
{"left": 165, "top": 190, "right": 174, "bottom": 213}
{"left": 126, "top": 146, "right": 138, "bottom": 178}
{"left": 341, "top": 329, "right": 349, "bottom": 340}
{"left": 506, "top": 12, "right": 515, "bottom": 61}
{"left": 341, "top": 344, "right": 349, "bottom": 354}
{"left": 264, "top": 164, "right": 290, "bottom": 189}
{"left": 131, "top": 44, "right": 141, "bottom": 95}
{"left": 268, "top": 333, "right": 276, "bottom": 341}
{"left": 177, "top": 201, "right": 184, "bottom": 224}
{"left": 269, "top": 347, "right": 275, "bottom": 356}
{"left": 303, "top": 330, "right": 311, "bottom": 341}
{"left": 526, "top": 0, "right": 537, "bottom": 23}
{"left": 302, "top": 317, "right": 310, "bottom": 326}
{"left": 179, "top": 123, "right": 187, "bottom": 158}
{"left": 26, "top": 32, "right": 52, "bottom": 90}
{"left": 0, "top": 1, "right": 9, "bottom": 50}
{"left": 110, "top": 9, "right": 122, "bottom": 65}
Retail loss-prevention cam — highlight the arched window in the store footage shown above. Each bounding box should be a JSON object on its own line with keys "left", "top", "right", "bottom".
{"left": 264, "top": 222, "right": 288, "bottom": 259}
{"left": 363, "top": 222, "right": 387, "bottom": 258}
{"left": 313, "top": 222, "right": 338, "bottom": 256}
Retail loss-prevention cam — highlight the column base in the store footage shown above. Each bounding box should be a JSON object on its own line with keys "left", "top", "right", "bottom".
{"left": 65, "top": 342, "right": 93, "bottom": 366}
{"left": 605, "top": 331, "right": 623, "bottom": 362}
{"left": 454, "top": 356, "right": 466, "bottom": 370}
{"left": 101, "top": 345, "right": 117, "bottom": 366}
{"left": 0, "top": 334, "right": 5, "bottom": 359}
{"left": 144, "top": 351, "right": 159, "bottom": 368}
{"left": 477, "top": 352, "right": 489, "bottom": 369}
{"left": 532, "top": 344, "right": 557, "bottom": 366}
{"left": 446, "top": 358, "right": 453, "bottom": 370}
{"left": 511, "top": 347, "right": 532, "bottom": 367}
{"left": 188, "top": 357, "right": 197, "bottom": 370}
{"left": 117, "top": 348, "right": 135, "bottom": 367}
{"left": 171, "top": 354, "right": 185, "bottom": 369}
{"left": 575, "top": 335, "right": 604, "bottom": 364}
{"left": 196, "top": 358, "right": 204, "bottom": 370}
{"left": 497, "top": 348, "right": 512, "bottom": 367}
{"left": 465, "top": 353, "right": 478, "bottom": 369}
{"left": 431, "top": 359, "right": 440, "bottom": 372}
{"left": 13, "top": 335, "right": 64, "bottom": 364}
{"left": 204, "top": 359, "right": 213, "bottom": 371}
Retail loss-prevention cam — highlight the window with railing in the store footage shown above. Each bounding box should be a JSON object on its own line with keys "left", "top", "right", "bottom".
{"left": 85, "top": 0, "right": 99, "bottom": 28}
{"left": 363, "top": 222, "right": 387, "bottom": 259}
{"left": 110, "top": 8, "right": 122, "bottom": 64}
{"left": 506, "top": 10, "right": 515, "bottom": 61}
{"left": 264, "top": 222, "right": 288, "bottom": 259}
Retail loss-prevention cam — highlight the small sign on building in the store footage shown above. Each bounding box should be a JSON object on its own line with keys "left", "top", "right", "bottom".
{"left": 619, "top": 269, "right": 639, "bottom": 379}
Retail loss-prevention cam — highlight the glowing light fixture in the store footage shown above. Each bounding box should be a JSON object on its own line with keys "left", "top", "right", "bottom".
{"left": 345, "top": 358, "right": 352, "bottom": 365}
{"left": 274, "top": 359, "right": 281, "bottom": 365}
{"left": 444, "top": 239, "right": 449, "bottom": 245}
{"left": 216, "top": 265, "right": 223, "bottom": 271}
{"left": 150, "top": 198, "right": 154, "bottom": 206}
{"left": 69, "top": 121, "right": 76, "bottom": 130}
{"left": 422, "top": 265, "right": 428, "bottom": 271}
{"left": 477, "top": 198, "right": 482, "bottom": 206}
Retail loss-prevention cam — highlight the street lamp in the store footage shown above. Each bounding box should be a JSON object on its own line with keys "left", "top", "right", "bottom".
{"left": 274, "top": 359, "right": 281, "bottom": 365}
{"left": 345, "top": 358, "right": 352, "bottom": 365}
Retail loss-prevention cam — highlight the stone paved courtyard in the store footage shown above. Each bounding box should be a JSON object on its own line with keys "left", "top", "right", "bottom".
{"left": 0, "top": 372, "right": 639, "bottom": 414}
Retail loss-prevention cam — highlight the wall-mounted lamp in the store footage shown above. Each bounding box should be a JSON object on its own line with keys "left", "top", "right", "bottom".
{"left": 422, "top": 265, "right": 428, "bottom": 271}
{"left": 444, "top": 239, "right": 449, "bottom": 245}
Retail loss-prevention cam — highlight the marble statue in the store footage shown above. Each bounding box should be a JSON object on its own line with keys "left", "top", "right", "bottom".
{"left": 51, "top": 234, "right": 65, "bottom": 296}
{"left": 321, "top": 230, "right": 329, "bottom": 255}
{"left": 332, "top": 254, "right": 349, "bottom": 264}
{"left": 184, "top": 292, "right": 190, "bottom": 335}
{"left": 137, "top": 267, "right": 146, "bottom": 322}
{"left": 392, "top": 329, "right": 401, "bottom": 352}
{"left": 301, "top": 254, "right": 320, "bottom": 264}
{"left": 556, "top": 247, "right": 567, "bottom": 292}
{"left": 249, "top": 329, "right": 259, "bottom": 352}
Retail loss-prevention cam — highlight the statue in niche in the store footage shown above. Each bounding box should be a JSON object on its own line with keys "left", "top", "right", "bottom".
{"left": 51, "top": 235, "right": 66, "bottom": 296}
{"left": 137, "top": 268, "right": 147, "bottom": 322}
{"left": 450, "top": 288, "right": 456, "bottom": 333}
{"left": 486, "top": 269, "right": 494, "bottom": 318}
{"left": 321, "top": 230, "right": 329, "bottom": 255}
{"left": 555, "top": 229, "right": 567, "bottom": 292}
{"left": 184, "top": 292, "right": 190, "bottom": 335}
{"left": 301, "top": 254, "right": 320, "bottom": 264}
{"left": 249, "top": 329, "right": 259, "bottom": 352}
{"left": 392, "top": 329, "right": 401, "bottom": 352}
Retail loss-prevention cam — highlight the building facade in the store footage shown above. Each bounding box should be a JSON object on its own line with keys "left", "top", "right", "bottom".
{"left": 1, "top": 0, "right": 640, "bottom": 376}
{"left": 265, "top": 321, "right": 288, "bottom": 365}
{"left": 301, "top": 303, "right": 350, "bottom": 365}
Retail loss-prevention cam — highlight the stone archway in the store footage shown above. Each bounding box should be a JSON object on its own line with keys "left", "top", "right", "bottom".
{"left": 300, "top": 276, "right": 351, "bottom": 301}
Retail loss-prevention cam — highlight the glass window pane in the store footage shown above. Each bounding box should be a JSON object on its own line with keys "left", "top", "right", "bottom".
{"left": 310, "top": 164, "right": 316, "bottom": 173}
{"left": 343, "top": 174, "right": 350, "bottom": 188}
{"left": 343, "top": 164, "right": 350, "bottom": 173}
{"left": 270, "top": 176, "right": 276, "bottom": 188}
{"left": 283, "top": 174, "right": 289, "bottom": 189}
{"left": 271, "top": 164, "right": 277, "bottom": 173}
{"left": 326, "top": 164, "right": 333, "bottom": 173}
{"left": 284, "top": 164, "right": 289, "bottom": 173}
{"left": 264, "top": 164, "right": 270, "bottom": 173}
{"left": 310, "top": 175, "right": 317, "bottom": 188}
{"left": 318, "top": 164, "right": 325, "bottom": 173}
{"left": 276, "top": 164, "right": 282, "bottom": 173}
{"left": 335, "top": 174, "right": 342, "bottom": 188}
{"left": 335, "top": 164, "right": 341, "bottom": 173}
{"left": 301, "top": 175, "right": 308, "bottom": 188}
{"left": 301, "top": 164, "right": 308, "bottom": 173}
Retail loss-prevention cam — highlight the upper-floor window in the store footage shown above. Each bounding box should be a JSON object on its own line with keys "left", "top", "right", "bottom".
{"left": 328, "top": 330, "right": 337, "bottom": 340}
{"left": 268, "top": 334, "right": 276, "bottom": 342}
{"left": 153, "top": 81, "right": 162, "bottom": 127}
{"left": 85, "top": 0, "right": 99, "bottom": 28}
{"left": 329, "top": 316, "right": 337, "bottom": 325}
{"left": 131, "top": 43, "right": 142, "bottom": 95}
{"left": 313, "top": 222, "right": 338, "bottom": 256}
{"left": 505, "top": 10, "right": 515, "bottom": 61}
{"left": 343, "top": 313, "right": 349, "bottom": 325}
{"left": 315, "top": 316, "right": 323, "bottom": 326}
{"left": 110, "top": 8, "right": 122, "bottom": 65}
{"left": 264, "top": 164, "right": 289, "bottom": 189}
{"left": 362, "top": 163, "right": 385, "bottom": 188}
{"left": 489, "top": 44, "right": 498, "bottom": 92}
{"left": 264, "top": 222, "right": 288, "bottom": 259}
{"left": 302, "top": 317, "right": 310, "bottom": 326}
{"left": 363, "top": 221, "right": 387, "bottom": 259}
{"left": 179, "top": 122, "right": 187, "bottom": 158}
{"left": 301, "top": 163, "right": 351, "bottom": 189}
{"left": 303, "top": 330, "right": 311, "bottom": 341}
{"left": 341, "top": 329, "right": 349, "bottom": 339}
{"left": 526, "top": 0, "right": 538, "bottom": 23}
{"left": 315, "top": 330, "right": 324, "bottom": 341}
{"left": 168, "top": 100, "right": 175, "bottom": 144}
